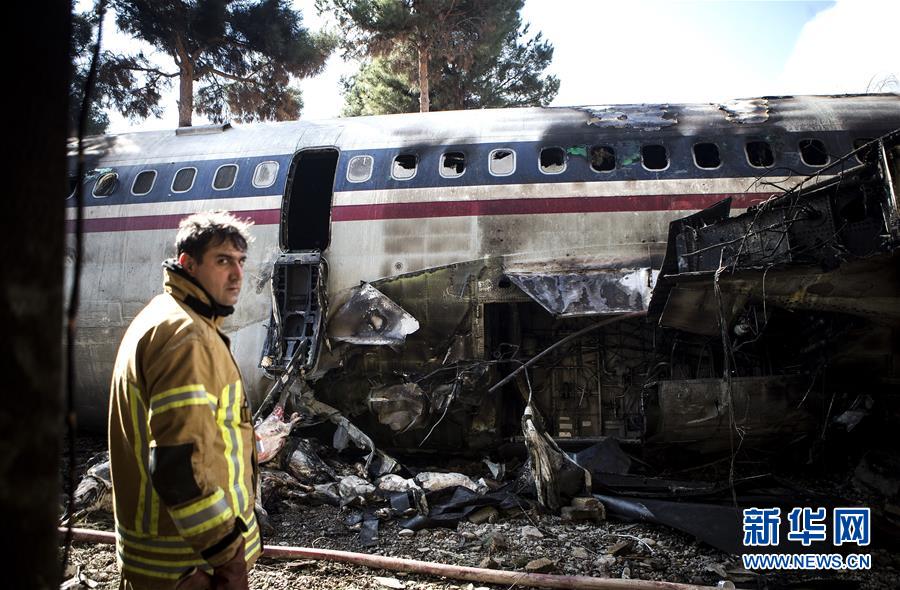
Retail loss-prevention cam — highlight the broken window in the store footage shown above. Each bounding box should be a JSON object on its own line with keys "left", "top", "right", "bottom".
{"left": 252, "top": 161, "right": 279, "bottom": 188}
{"left": 131, "top": 170, "right": 156, "bottom": 196}
{"left": 92, "top": 172, "right": 118, "bottom": 198}
{"left": 213, "top": 164, "right": 237, "bottom": 190}
{"left": 539, "top": 147, "right": 566, "bottom": 174}
{"left": 745, "top": 141, "right": 774, "bottom": 168}
{"left": 489, "top": 148, "right": 516, "bottom": 176}
{"left": 392, "top": 154, "right": 418, "bottom": 180}
{"left": 590, "top": 146, "right": 616, "bottom": 172}
{"left": 172, "top": 167, "right": 196, "bottom": 193}
{"left": 641, "top": 144, "right": 668, "bottom": 170}
{"left": 440, "top": 152, "right": 466, "bottom": 178}
{"left": 692, "top": 142, "right": 721, "bottom": 169}
{"left": 799, "top": 138, "right": 829, "bottom": 167}
{"left": 347, "top": 155, "right": 374, "bottom": 183}
{"left": 854, "top": 138, "right": 876, "bottom": 164}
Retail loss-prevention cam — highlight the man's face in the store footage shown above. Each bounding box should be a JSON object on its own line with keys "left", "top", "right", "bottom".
{"left": 179, "top": 239, "right": 247, "bottom": 307}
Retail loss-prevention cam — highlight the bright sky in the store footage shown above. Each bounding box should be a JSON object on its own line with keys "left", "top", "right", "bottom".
{"left": 93, "top": 0, "right": 899, "bottom": 133}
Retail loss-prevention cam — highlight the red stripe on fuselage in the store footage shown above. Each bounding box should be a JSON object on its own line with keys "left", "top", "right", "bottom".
{"left": 65, "top": 208, "right": 281, "bottom": 233}
{"left": 65, "top": 193, "right": 772, "bottom": 232}
{"left": 330, "top": 193, "right": 771, "bottom": 222}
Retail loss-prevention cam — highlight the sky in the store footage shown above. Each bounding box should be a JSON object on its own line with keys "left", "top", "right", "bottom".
{"left": 89, "top": 0, "right": 900, "bottom": 133}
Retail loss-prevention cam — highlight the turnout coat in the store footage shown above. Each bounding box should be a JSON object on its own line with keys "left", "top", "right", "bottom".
{"left": 108, "top": 264, "right": 260, "bottom": 588}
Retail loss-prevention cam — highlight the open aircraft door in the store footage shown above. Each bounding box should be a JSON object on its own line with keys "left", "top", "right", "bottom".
{"left": 259, "top": 148, "right": 338, "bottom": 377}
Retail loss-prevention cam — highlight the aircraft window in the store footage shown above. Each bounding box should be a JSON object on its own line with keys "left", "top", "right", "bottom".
{"left": 641, "top": 144, "right": 668, "bottom": 170}
{"left": 92, "top": 172, "right": 118, "bottom": 198}
{"left": 539, "top": 147, "right": 566, "bottom": 174}
{"left": 213, "top": 164, "right": 238, "bottom": 190}
{"left": 391, "top": 154, "right": 418, "bottom": 180}
{"left": 745, "top": 141, "right": 774, "bottom": 168}
{"left": 172, "top": 167, "right": 197, "bottom": 193}
{"left": 252, "top": 161, "right": 279, "bottom": 188}
{"left": 590, "top": 146, "right": 616, "bottom": 172}
{"left": 440, "top": 152, "right": 466, "bottom": 178}
{"left": 799, "top": 139, "right": 829, "bottom": 167}
{"left": 853, "top": 138, "right": 876, "bottom": 163}
{"left": 489, "top": 149, "right": 516, "bottom": 176}
{"left": 347, "top": 155, "right": 374, "bottom": 183}
{"left": 131, "top": 170, "right": 156, "bottom": 195}
{"left": 693, "top": 143, "right": 721, "bottom": 169}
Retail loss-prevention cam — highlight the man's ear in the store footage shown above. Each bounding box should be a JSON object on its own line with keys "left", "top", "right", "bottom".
{"left": 178, "top": 252, "right": 196, "bottom": 275}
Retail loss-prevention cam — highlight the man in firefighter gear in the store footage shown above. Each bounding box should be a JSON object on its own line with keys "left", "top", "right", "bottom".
{"left": 109, "top": 211, "right": 260, "bottom": 589}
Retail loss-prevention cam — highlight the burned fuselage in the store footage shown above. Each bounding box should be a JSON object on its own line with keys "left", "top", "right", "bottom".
{"left": 68, "top": 96, "right": 900, "bottom": 459}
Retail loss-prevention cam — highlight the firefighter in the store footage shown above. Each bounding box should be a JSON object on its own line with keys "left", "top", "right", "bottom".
{"left": 108, "top": 211, "right": 259, "bottom": 589}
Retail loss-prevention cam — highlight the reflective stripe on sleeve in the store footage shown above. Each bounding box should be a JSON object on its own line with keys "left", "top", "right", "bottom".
{"left": 149, "top": 384, "right": 212, "bottom": 417}
{"left": 169, "top": 488, "right": 234, "bottom": 538}
{"left": 242, "top": 511, "right": 262, "bottom": 561}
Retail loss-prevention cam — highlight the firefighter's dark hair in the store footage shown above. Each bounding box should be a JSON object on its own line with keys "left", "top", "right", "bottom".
{"left": 175, "top": 210, "right": 254, "bottom": 261}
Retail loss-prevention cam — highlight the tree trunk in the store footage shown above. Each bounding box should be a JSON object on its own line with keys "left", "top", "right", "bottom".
{"left": 418, "top": 44, "right": 430, "bottom": 113}
{"left": 176, "top": 40, "right": 194, "bottom": 127}
{"left": 178, "top": 64, "right": 194, "bottom": 127}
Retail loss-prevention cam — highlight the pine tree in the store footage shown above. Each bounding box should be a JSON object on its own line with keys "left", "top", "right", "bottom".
{"left": 325, "top": 0, "right": 558, "bottom": 116}
{"left": 321, "top": 0, "right": 543, "bottom": 113}
{"left": 102, "top": 0, "right": 335, "bottom": 127}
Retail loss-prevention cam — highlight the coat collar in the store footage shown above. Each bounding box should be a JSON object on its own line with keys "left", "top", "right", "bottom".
{"left": 162, "top": 259, "right": 234, "bottom": 323}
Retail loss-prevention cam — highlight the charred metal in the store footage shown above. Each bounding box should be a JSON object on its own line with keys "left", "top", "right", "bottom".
{"left": 260, "top": 133, "right": 900, "bottom": 471}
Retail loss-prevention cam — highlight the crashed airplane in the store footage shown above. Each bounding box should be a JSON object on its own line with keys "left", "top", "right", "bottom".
{"left": 67, "top": 94, "right": 900, "bottom": 463}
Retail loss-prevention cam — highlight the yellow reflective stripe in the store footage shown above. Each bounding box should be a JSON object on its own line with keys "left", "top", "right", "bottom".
{"left": 242, "top": 512, "right": 261, "bottom": 560}
{"left": 153, "top": 384, "right": 207, "bottom": 402}
{"left": 245, "top": 537, "right": 261, "bottom": 561}
{"left": 170, "top": 488, "right": 226, "bottom": 520}
{"left": 128, "top": 384, "right": 152, "bottom": 535}
{"left": 118, "top": 537, "right": 195, "bottom": 555}
{"left": 179, "top": 507, "right": 233, "bottom": 537}
{"left": 149, "top": 385, "right": 210, "bottom": 417}
{"left": 233, "top": 381, "right": 250, "bottom": 512}
{"left": 119, "top": 562, "right": 184, "bottom": 581}
{"left": 217, "top": 384, "right": 241, "bottom": 511}
{"left": 170, "top": 488, "right": 234, "bottom": 538}
{"left": 150, "top": 484, "right": 160, "bottom": 536}
{"left": 151, "top": 396, "right": 211, "bottom": 416}
{"left": 117, "top": 524, "right": 184, "bottom": 542}
{"left": 118, "top": 548, "right": 205, "bottom": 568}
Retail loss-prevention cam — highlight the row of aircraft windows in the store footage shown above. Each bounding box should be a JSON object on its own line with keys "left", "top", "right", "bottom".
{"left": 79, "top": 160, "right": 281, "bottom": 198}
{"left": 75, "top": 137, "right": 872, "bottom": 198}
{"left": 347, "top": 138, "right": 869, "bottom": 183}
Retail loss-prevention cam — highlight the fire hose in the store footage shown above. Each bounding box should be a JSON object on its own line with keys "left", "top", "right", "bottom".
{"left": 61, "top": 527, "right": 726, "bottom": 590}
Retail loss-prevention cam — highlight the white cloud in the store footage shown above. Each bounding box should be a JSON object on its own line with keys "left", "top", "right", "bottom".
{"left": 777, "top": 0, "right": 900, "bottom": 94}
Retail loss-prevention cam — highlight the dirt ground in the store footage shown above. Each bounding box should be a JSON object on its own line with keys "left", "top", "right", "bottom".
{"left": 60, "top": 437, "right": 900, "bottom": 590}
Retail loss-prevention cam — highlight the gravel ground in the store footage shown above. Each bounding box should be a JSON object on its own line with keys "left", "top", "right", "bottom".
{"left": 60, "top": 437, "right": 900, "bottom": 590}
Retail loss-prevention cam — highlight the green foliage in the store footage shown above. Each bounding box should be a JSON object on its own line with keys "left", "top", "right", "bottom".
{"left": 321, "top": 0, "right": 536, "bottom": 112}
{"left": 341, "top": 57, "right": 418, "bottom": 116}
{"left": 338, "top": 10, "right": 559, "bottom": 116}
{"left": 97, "top": 0, "right": 335, "bottom": 126}
{"left": 69, "top": 11, "right": 166, "bottom": 135}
